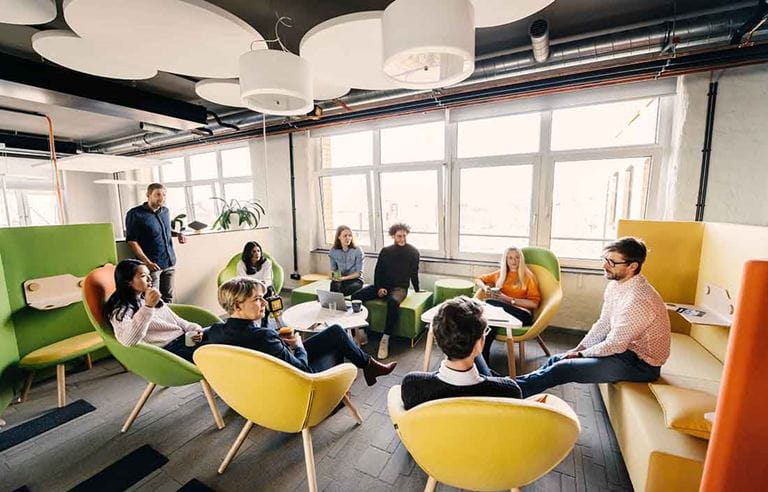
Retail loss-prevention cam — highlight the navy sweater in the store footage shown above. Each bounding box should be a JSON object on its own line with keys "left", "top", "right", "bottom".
{"left": 401, "top": 371, "right": 522, "bottom": 410}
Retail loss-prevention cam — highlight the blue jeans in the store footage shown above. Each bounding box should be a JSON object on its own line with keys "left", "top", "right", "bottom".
{"left": 515, "top": 350, "right": 661, "bottom": 398}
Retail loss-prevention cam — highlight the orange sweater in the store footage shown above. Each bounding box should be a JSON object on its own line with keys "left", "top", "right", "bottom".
{"left": 478, "top": 270, "right": 541, "bottom": 304}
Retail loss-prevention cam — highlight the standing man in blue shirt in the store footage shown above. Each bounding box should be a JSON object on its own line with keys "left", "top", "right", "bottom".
{"left": 125, "top": 183, "right": 186, "bottom": 303}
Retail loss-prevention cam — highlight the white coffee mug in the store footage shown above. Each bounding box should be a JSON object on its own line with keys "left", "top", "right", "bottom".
{"left": 185, "top": 331, "right": 197, "bottom": 347}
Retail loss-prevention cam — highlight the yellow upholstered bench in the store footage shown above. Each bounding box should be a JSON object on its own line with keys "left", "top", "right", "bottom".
{"left": 19, "top": 331, "right": 105, "bottom": 408}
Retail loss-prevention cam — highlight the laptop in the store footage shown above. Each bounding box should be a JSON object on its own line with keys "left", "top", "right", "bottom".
{"left": 317, "top": 289, "right": 348, "bottom": 311}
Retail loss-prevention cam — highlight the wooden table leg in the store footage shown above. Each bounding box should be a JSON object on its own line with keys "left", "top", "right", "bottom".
{"left": 506, "top": 338, "right": 516, "bottom": 378}
{"left": 56, "top": 364, "right": 66, "bottom": 408}
{"left": 422, "top": 324, "right": 434, "bottom": 372}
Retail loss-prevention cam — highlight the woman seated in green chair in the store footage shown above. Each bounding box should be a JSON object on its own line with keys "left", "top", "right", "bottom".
{"left": 473, "top": 246, "right": 541, "bottom": 363}
{"left": 205, "top": 277, "right": 397, "bottom": 385}
{"left": 328, "top": 225, "right": 364, "bottom": 296}
{"left": 237, "top": 241, "right": 274, "bottom": 296}
{"left": 105, "top": 259, "right": 204, "bottom": 362}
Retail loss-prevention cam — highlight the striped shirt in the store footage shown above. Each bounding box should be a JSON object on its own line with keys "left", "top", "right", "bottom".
{"left": 580, "top": 274, "right": 671, "bottom": 367}
{"left": 110, "top": 304, "right": 201, "bottom": 348}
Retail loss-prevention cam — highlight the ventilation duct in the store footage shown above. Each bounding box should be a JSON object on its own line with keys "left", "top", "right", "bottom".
{"left": 529, "top": 19, "right": 550, "bottom": 63}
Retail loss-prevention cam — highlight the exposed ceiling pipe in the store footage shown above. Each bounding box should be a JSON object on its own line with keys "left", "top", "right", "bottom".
{"left": 529, "top": 19, "right": 550, "bottom": 63}
{"left": 92, "top": 9, "right": 762, "bottom": 155}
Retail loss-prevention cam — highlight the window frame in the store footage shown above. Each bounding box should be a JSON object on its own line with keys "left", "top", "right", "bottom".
{"left": 152, "top": 142, "right": 257, "bottom": 225}
{"left": 312, "top": 81, "right": 674, "bottom": 269}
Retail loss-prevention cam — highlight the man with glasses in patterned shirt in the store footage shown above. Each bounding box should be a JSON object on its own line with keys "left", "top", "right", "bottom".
{"left": 515, "top": 237, "right": 671, "bottom": 398}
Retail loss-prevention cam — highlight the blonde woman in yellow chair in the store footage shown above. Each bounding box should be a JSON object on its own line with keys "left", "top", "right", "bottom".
{"left": 204, "top": 277, "right": 397, "bottom": 385}
{"left": 474, "top": 246, "right": 541, "bottom": 363}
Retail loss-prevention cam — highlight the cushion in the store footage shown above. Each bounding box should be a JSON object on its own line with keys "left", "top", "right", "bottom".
{"left": 20, "top": 332, "right": 105, "bottom": 369}
{"left": 649, "top": 383, "right": 717, "bottom": 440}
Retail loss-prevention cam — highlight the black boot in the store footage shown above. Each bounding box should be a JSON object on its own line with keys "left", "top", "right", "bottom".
{"left": 363, "top": 357, "right": 397, "bottom": 386}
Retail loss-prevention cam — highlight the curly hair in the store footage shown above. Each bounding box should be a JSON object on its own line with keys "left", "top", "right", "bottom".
{"left": 433, "top": 296, "right": 487, "bottom": 360}
{"left": 388, "top": 222, "right": 410, "bottom": 237}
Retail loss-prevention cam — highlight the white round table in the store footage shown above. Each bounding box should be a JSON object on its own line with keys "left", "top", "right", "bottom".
{"left": 282, "top": 301, "right": 369, "bottom": 333}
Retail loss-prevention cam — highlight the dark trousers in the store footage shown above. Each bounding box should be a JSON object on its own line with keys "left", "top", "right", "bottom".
{"left": 330, "top": 278, "right": 364, "bottom": 297}
{"left": 482, "top": 299, "right": 534, "bottom": 363}
{"left": 163, "top": 333, "right": 197, "bottom": 363}
{"left": 352, "top": 285, "right": 408, "bottom": 335}
{"left": 150, "top": 267, "right": 175, "bottom": 303}
{"left": 515, "top": 350, "right": 661, "bottom": 398}
{"left": 305, "top": 324, "right": 371, "bottom": 372}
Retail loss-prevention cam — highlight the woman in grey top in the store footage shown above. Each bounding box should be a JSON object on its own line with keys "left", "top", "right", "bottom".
{"left": 328, "top": 225, "right": 364, "bottom": 296}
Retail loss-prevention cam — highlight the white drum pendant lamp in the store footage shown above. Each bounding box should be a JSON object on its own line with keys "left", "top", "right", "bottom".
{"left": 382, "top": 0, "right": 475, "bottom": 89}
{"left": 239, "top": 49, "right": 313, "bottom": 116}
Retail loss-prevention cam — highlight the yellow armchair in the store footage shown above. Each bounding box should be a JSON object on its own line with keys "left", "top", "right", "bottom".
{"left": 476, "top": 247, "right": 563, "bottom": 376}
{"left": 193, "top": 344, "right": 363, "bottom": 491}
{"left": 387, "top": 385, "right": 580, "bottom": 491}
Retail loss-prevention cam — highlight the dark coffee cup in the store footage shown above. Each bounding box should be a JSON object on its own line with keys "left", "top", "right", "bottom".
{"left": 351, "top": 300, "right": 363, "bottom": 313}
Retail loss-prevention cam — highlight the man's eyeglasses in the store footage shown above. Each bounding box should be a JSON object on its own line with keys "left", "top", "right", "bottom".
{"left": 602, "top": 256, "right": 633, "bottom": 267}
{"left": 483, "top": 325, "right": 492, "bottom": 338}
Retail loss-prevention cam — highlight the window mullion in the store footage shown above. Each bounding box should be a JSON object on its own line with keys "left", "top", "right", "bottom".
{"left": 372, "top": 129, "right": 383, "bottom": 250}
{"left": 446, "top": 113, "right": 459, "bottom": 259}
{"left": 537, "top": 110, "right": 554, "bottom": 249}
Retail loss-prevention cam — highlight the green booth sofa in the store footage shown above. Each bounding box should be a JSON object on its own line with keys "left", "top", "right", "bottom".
{"left": 290, "top": 280, "right": 433, "bottom": 345}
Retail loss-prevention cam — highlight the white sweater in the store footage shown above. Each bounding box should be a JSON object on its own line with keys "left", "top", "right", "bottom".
{"left": 236, "top": 259, "right": 273, "bottom": 287}
{"left": 110, "top": 304, "right": 201, "bottom": 348}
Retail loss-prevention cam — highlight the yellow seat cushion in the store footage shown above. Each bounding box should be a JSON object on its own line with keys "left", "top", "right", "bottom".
{"left": 649, "top": 383, "right": 716, "bottom": 440}
{"left": 300, "top": 273, "right": 328, "bottom": 285}
{"left": 659, "top": 333, "right": 723, "bottom": 395}
{"left": 19, "top": 332, "right": 105, "bottom": 369}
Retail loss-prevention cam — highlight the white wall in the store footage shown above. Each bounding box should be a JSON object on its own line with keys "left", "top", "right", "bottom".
{"left": 62, "top": 171, "right": 122, "bottom": 229}
{"left": 665, "top": 64, "right": 768, "bottom": 225}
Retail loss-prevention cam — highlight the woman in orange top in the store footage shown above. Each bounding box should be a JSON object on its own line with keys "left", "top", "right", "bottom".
{"left": 474, "top": 246, "right": 541, "bottom": 363}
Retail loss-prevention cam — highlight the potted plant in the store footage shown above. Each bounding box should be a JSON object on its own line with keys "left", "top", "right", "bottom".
{"left": 211, "top": 197, "right": 266, "bottom": 230}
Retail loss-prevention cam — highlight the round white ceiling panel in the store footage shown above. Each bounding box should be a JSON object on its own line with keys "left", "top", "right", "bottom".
{"left": 195, "top": 78, "right": 245, "bottom": 108}
{"left": 471, "top": 0, "right": 556, "bottom": 28}
{"left": 0, "top": 0, "right": 56, "bottom": 25}
{"left": 63, "top": 0, "right": 263, "bottom": 78}
{"left": 313, "top": 77, "right": 350, "bottom": 101}
{"left": 32, "top": 30, "right": 158, "bottom": 80}
{"left": 300, "top": 11, "right": 398, "bottom": 91}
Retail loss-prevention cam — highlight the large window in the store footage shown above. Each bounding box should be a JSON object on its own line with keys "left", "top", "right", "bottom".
{"left": 314, "top": 90, "right": 669, "bottom": 266}
{"left": 152, "top": 144, "right": 254, "bottom": 227}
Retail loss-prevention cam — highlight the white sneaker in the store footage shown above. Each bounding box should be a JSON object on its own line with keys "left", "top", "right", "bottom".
{"left": 377, "top": 334, "right": 390, "bottom": 359}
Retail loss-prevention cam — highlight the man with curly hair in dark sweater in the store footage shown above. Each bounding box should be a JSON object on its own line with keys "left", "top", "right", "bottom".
{"left": 401, "top": 296, "right": 522, "bottom": 410}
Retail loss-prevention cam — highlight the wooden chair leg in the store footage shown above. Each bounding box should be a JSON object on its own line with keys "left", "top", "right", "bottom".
{"left": 518, "top": 341, "right": 526, "bottom": 373}
{"left": 302, "top": 428, "right": 318, "bottom": 492}
{"left": 19, "top": 371, "right": 34, "bottom": 403}
{"left": 422, "top": 324, "right": 434, "bottom": 372}
{"left": 84, "top": 353, "right": 93, "bottom": 370}
{"left": 218, "top": 420, "right": 253, "bottom": 474}
{"left": 56, "top": 364, "right": 66, "bottom": 408}
{"left": 201, "top": 379, "right": 225, "bottom": 430}
{"left": 342, "top": 394, "right": 363, "bottom": 424}
{"left": 536, "top": 335, "right": 552, "bottom": 357}
{"left": 506, "top": 338, "right": 516, "bottom": 378}
{"left": 122, "top": 382, "right": 156, "bottom": 433}
{"left": 424, "top": 476, "right": 438, "bottom": 492}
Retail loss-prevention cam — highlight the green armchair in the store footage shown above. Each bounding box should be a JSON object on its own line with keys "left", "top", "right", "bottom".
{"left": 83, "top": 264, "right": 225, "bottom": 432}
{"left": 217, "top": 251, "right": 284, "bottom": 294}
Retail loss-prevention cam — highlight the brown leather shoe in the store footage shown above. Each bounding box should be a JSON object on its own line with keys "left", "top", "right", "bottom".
{"left": 363, "top": 357, "right": 397, "bottom": 386}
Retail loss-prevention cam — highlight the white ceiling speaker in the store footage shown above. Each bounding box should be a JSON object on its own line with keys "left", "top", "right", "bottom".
{"left": 195, "top": 79, "right": 245, "bottom": 108}
{"left": 32, "top": 30, "right": 157, "bottom": 80}
{"left": 63, "top": 0, "right": 263, "bottom": 78}
{"left": 382, "top": 0, "right": 475, "bottom": 89}
{"left": 239, "top": 49, "right": 314, "bottom": 116}
{"left": 0, "top": 0, "right": 56, "bottom": 25}
{"left": 471, "top": 0, "right": 556, "bottom": 28}
{"left": 300, "top": 11, "right": 398, "bottom": 91}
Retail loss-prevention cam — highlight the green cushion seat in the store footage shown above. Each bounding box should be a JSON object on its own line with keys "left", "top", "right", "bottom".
{"left": 19, "top": 331, "right": 105, "bottom": 370}
{"left": 366, "top": 290, "right": 433, "bottom": 341}
{"left": 433, "top": 278, "right": 475, "bottom": 305}
{"left": 290, "top": 279, "right": 331, "bottom": 306}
